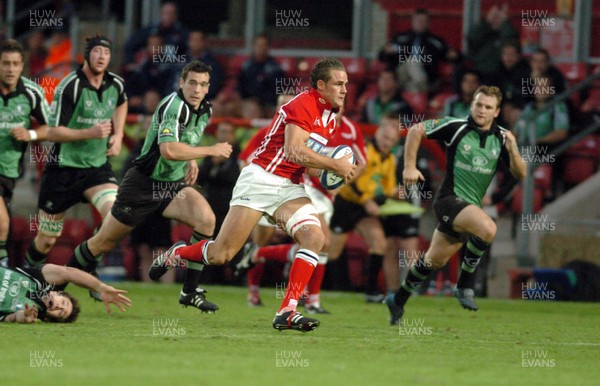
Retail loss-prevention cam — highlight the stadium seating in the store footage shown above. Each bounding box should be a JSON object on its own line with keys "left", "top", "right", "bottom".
{"left": 339, "top": 57, "right": 368, "bottom": 86}
{"left": 402, "top": 91, "right": 428, "bottom": 115}
{"left": 225, "top": 54, "right": 249, "bottom": 78}
{"left": 511, "top": 185, "right": 544, "bottom": 214}
{"left": 562, "top": 135, "right": 600, "bottom": 186}
{"left": 296, "top": 57, "right": 322, "bottom": 81}
{"left": 275, "top": 56, "right": 297, "bottom": 77}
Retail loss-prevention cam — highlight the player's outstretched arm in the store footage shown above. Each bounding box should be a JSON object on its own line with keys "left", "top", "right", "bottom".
{"left": 284, "top": 124, "right": 355, "bottom": 181}
{"left": 159, "top": 141, "right": 232, "bottom": 161}
{"left": 41, "top": 264, "right": 132, "bottom": 314}
{"left": 403, "top": 122, "right": 426, "bottom": 186}
{"left": 10, "top": 125, "right": 49, "bottom": 142}
{"left": 3, "top": 304, "right": 39, "bottom": 323}
{"left": 503, "top": 130, "right": 527, "bottom": 179}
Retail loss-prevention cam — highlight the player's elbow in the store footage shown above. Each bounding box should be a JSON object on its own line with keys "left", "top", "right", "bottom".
{"left": 160, "top": 144, "right": 176, "bottom": 160}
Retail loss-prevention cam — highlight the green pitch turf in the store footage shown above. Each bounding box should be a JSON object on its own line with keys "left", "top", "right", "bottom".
{"left": 2, "top": 283, "right": 598, "bottom": 386}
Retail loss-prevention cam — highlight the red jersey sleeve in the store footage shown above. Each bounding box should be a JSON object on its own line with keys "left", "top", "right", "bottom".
{"left": 280, "top": 93, "right": 313, "bottom": 133}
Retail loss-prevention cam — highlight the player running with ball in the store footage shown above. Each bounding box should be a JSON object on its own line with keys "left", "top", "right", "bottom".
{"left": 386, "top": 86, "right": 526, "bottom": 325}
{"left": 151, "top": 58, "right": 355, "bottom": 332}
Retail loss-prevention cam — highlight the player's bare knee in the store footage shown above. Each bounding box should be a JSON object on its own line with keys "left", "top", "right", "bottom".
{"left": 0, "top": 220, "right": 9, "bottom": 238}
{"left": 429, "top": 256, "right": 446, "bottom": 270}
{"left": 311, "top": 229, "right": 326, "bottom": 252}
{"left": 478, "top": 219, "right": 497, "bottom": 243}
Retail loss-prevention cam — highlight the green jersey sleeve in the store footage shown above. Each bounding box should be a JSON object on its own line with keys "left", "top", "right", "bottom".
{"left": 423, "top": 117, "right": 464, "bottom": 141}
{"left": 23, "top": 79, "right": 49, "bottom": 125}
{"left": 157, "top": 100, "right": 190, "bottom": 144}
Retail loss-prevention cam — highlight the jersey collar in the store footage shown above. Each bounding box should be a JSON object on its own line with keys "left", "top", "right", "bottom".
{"left": 467, "top": 115, "right": 500, "bottom": 136}
{"left": 176, "top": 88, "right": 211, "bottom": 117}
{"left": 76, "top": 67, "right": 112, "bottom": 92}
{"left": 309, "top": 88, "right": 339, "bottom": 114}
{"left": 0, "top": 76, "right": 26, "bottom": 103}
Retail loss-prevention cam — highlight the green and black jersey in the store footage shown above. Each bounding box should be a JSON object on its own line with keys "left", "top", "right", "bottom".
{"left": 0, "top": 77, "right": 48, "bottom": 178}
{"left": 424, "top": 116, "right": 511, "bottom": 207}
{"left": 134, "top": 89, "right": 211, "bottom": 182}
{"left": 48, "top": 68, "right": 126, "bottom": 169}
{"left": 0, "top": 266, "right": 52, "bottom": 321}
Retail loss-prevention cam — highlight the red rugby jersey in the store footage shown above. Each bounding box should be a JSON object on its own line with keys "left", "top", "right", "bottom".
{"left": 252, "top": 89, "right": 337, "bottom": 183}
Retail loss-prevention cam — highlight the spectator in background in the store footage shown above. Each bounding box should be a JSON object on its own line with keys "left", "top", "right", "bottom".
{"left": 179, "top": 31, "right": 224, "bottom": 100}
{"left": 467, "top": 3, "right": 519, "bottom": 79}
{"left": 514, "top": 76, "right": 569, "bottom": 148}
{"left": 44, "top": 30, "right": 78, "bottom": 80}
{"left": 196, "top": 121, "right": 241, "bottom": 285}
{"left": 125, "top": 34, "right": 176, "bottom": 111}
{"left": 441, "top": 70, "right": 482, "bottom": 118}
{"left": 25, "top": 31, "right": 48, "bottom": 77}
{"left": 237, "top": 34, "right": 284, "bottom": 116}
{"left": 361, "top": 69, "right": 412, "bottom": 125}
{"left": 378, "top": 8, "right": 457, "bottom": 94}
{"left": 529, "top": 48, "right": 566, "bottom": 95}
{"left": 491, "top": 40, "right": 531, "bottom": 128}
{"left": 123, "top": 2, "right": 188, "bottom": 67}
{"left": 198, "top": 121, "right": 241, "bottom": 236}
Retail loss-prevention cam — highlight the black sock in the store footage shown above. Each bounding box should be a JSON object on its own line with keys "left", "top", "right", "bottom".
{"left": 25, "top": 242, "right": 47, "bottom": 267}
{"left": 365, "top": 253, "right": 384, "bottom": 294}
{"left": 182, "top": 231, "right": 212, "bottom": 294}
{"left": 0, "top": 240, "right": 7, "bottom": 260}
{"left": 67, "top": 241, "right": 97, "bottom": 272}
{"left": 457, "top": 236, "right": 490, "bottom": 289}
{"left": 394, "top": 257, "right": 433, "bottom": 307}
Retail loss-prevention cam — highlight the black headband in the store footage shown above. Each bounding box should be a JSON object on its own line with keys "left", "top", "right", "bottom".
{"left": 84, "top": 36, "right": 112, "bottom": 61}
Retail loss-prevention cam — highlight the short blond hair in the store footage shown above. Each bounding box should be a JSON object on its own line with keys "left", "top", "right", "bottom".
{"left": 474, "top": 85, "right": 503, "bottom": 107}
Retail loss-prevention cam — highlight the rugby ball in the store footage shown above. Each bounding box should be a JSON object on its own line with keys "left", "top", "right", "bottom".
{"left": 319, "top": 145, "right": 355, "bottom": 190}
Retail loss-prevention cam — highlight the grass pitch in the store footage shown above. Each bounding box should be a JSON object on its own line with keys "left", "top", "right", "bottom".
{"left": 2, "top": 283, "right": 598, "bottom": 386}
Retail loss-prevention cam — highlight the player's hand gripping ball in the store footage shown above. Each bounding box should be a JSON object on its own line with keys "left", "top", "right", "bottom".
{"left": 319, "top": 145, "right": 355, "bottom": 190}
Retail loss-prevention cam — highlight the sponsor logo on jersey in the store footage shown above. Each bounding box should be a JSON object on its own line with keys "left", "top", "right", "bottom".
{"left": 94, "top": 108, "right": 107, "bottom": 117}
{"left": 472, "top": 155, "right": 488, "bottom": 166}
{"left": 0, "top": 111, "right": 14, "bottom": 121}
{"left": 160, "top": 127, "right": 174, "bottom": 137}
{"left": 313, "top": 118, "right": 321, "bottom": 127}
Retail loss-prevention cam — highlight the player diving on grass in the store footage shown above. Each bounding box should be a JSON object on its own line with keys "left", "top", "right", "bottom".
{"left": 150, "top": 58, "right": 356, "bottom": 332}
{"left": 0, "top": 264, "right": 131, "bottom": 323}
{"left": 386, "top": 85, "right": 526, "bottom": 325}
{"left": 64, "top": 60, "right": 232, "bottom": 313}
